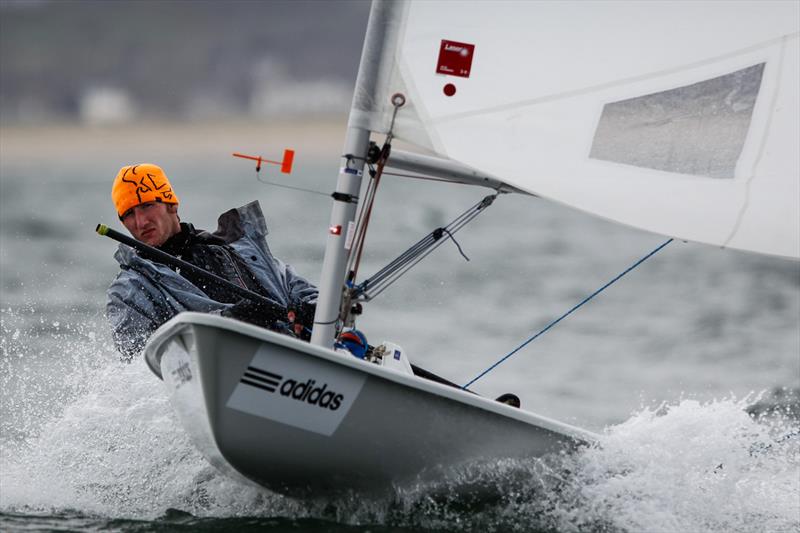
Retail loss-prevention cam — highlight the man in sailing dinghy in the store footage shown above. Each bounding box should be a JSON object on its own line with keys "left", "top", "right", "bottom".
{"left": 105, "top": 163, "right": 318, "bottom": 361}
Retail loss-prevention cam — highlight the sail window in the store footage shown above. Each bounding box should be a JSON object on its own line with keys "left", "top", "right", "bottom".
{"left": 589, "top": 63, "right": 765, "bottom": 179}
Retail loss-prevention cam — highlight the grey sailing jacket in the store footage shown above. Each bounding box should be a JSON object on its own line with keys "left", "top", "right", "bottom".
{"left": 106, "top": 201, "right": 317, "bottom": 360}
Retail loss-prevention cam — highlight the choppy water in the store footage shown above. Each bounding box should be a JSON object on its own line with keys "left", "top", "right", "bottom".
{"left": 1, "top": 125, "right": 799, "bottom": 532}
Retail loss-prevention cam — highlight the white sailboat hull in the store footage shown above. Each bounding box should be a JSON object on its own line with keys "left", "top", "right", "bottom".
{"left": 144, "top": 313, "right": 596, "bottom": 496}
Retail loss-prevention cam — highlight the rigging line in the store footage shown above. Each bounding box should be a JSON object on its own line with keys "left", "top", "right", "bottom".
{"left": 382, "top": 202, "right": 483, "bottom": 283}
{"left": 254, "top": 175, "right": 329, "bottom": 197}
{"left": 366, "top": 236, "right": 436, "bottom": 284}
{"left": 363, "top": 235, "right": 448, "bottom": 295}
{"left": 366, "top": 199, "right": 483, "bottom": 284}
{"left": 462, "top": 238, "right": 674, "bottom": 390}
{"left": 348, "top": 162, "right": 383, "bottom": 281}
{"left": 346, "top": 166, "right": 377, "bottom": 273}
{"left": 441, "top": 228, "right": 469, "bottom": 261}
{"left": 361, "top": 235, "right": 458, "bottom": 300}
{"left": 356, "top": 196, "right": 494, "bottom": 300}
{"left": 349, "top": 145, "right": 392, "bottom": 283}
{"left": 358, "top": 195, "right": 487, "bottom": 287}
{"left": 340, "top": 99, "right": 405, "bottom": 327}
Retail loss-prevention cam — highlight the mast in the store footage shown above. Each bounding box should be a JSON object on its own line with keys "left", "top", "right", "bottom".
{"left": 310, "top": 0, "right": 396, "bottom": 347}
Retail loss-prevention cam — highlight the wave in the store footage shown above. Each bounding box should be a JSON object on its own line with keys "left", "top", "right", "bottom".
{"left": 1, "top": 309, "right": 798, "bottom": 533}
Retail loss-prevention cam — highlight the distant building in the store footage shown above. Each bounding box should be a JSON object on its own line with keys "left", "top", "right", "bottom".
{"left": 79, "top": 87, "right": 135, "bottom": 125}
{"left": 248, "top": 57, "right": 352, "bottom": 117}
{"left": 250, "top": 79, "right": 352, "bottom": 118}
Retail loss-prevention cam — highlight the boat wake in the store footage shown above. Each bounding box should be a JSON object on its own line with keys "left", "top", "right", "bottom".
{"left": 1, "top": 310, "right": 798, "bottom": 532}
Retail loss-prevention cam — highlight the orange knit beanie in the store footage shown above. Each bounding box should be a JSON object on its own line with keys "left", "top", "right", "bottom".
{"left": 112, "top": 163, "right": 179, "bottom": 217}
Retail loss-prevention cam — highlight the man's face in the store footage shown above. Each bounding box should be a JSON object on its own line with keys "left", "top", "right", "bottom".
{"left": 121, "top": 202, "right": 180, "bottom": 247}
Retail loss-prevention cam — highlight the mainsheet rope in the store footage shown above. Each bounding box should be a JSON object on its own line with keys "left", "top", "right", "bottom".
{"left": 462, "top": 238, "right": 674, "bottom": 389}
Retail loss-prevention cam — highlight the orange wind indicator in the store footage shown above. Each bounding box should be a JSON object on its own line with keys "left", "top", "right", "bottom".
{"left": 233, "top": 149, "right": 295, "bottom": 174}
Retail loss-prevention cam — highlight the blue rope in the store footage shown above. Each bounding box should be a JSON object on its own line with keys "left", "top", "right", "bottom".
{"left": 462, "top": 238, "right": 674, "bottom": 389}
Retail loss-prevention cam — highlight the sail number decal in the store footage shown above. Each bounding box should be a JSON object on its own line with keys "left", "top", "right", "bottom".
{"left": 436, "top": 39, "right": 475, "bottom": 78}
{"left": 226, "top": 344, "right": 366, "bottom": 436}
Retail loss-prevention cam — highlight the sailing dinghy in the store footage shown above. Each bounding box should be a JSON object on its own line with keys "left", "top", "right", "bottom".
{"left": 145, "top": 313, "right": 594, "bottom": 495}
{"left": 143, "top": 0, "right": 799, "bottom": 496}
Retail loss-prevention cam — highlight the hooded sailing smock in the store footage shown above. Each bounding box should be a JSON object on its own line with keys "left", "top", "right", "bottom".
{"left": 106, "top": 201, "right": 317, "bottom": 360}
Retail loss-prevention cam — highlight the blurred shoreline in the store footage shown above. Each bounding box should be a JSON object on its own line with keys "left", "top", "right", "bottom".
{"left": 0, "top": 117, "right": 350, "bottom": 163}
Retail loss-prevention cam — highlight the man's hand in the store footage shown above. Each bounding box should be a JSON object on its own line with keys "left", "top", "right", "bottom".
{"left": 287, "top": 301, "right": 315, "bottom": 340}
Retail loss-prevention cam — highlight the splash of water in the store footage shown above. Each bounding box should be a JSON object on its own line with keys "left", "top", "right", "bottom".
{"left": 0, "top": 308, "right": 304, "bottom": 519}
{"left": 1, "top": 307, "right": 798, "bottom": 532}
{"left": 547, "top": 397, "right": 799, "bottom": 533}
{"left": 6, "top": 365, "right": 237, "bottom": 515}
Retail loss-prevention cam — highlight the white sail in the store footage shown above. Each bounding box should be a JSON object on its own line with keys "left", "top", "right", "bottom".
{"left": 351, "top": 0, "right": 800, "bottom": 260}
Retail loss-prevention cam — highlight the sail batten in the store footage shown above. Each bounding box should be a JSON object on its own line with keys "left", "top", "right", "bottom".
{"left": 358, "top": 0, "right": 799, "bottom": 260}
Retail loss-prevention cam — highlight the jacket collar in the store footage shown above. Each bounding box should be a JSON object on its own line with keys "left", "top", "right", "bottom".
{"left": 113, "top": 200, "right": 268, "bottom": 268}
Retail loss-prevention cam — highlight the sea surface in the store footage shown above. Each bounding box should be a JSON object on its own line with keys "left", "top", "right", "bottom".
{"left": 1, "top": 123, "right": 798, "bottom": 532}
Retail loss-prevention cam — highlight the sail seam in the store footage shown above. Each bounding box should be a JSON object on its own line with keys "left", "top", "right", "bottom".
{"left": 429, "top": 33, "right": 799, "bottom": 126}
{"left": 722, "top": 34, "right": 789, "bottom": 250}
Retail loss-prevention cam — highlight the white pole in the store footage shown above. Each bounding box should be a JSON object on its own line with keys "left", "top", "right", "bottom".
{"left": 310, "top": 0, "right": 397, "bottom": 347}
{"left": 309, "top": 128, "right": 370, "bottom": 347}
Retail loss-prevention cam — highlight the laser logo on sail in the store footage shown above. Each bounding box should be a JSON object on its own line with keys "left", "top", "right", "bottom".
{"left": 436, "top": 39, "right": 475, "bottom": 78}
{"left": 240, "top": 366, "right": 344, "bottom": 411}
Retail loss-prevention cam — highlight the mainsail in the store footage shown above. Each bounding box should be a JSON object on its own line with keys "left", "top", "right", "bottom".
{"left": 350, "top": 0, "right": 800, "bottom": 260}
